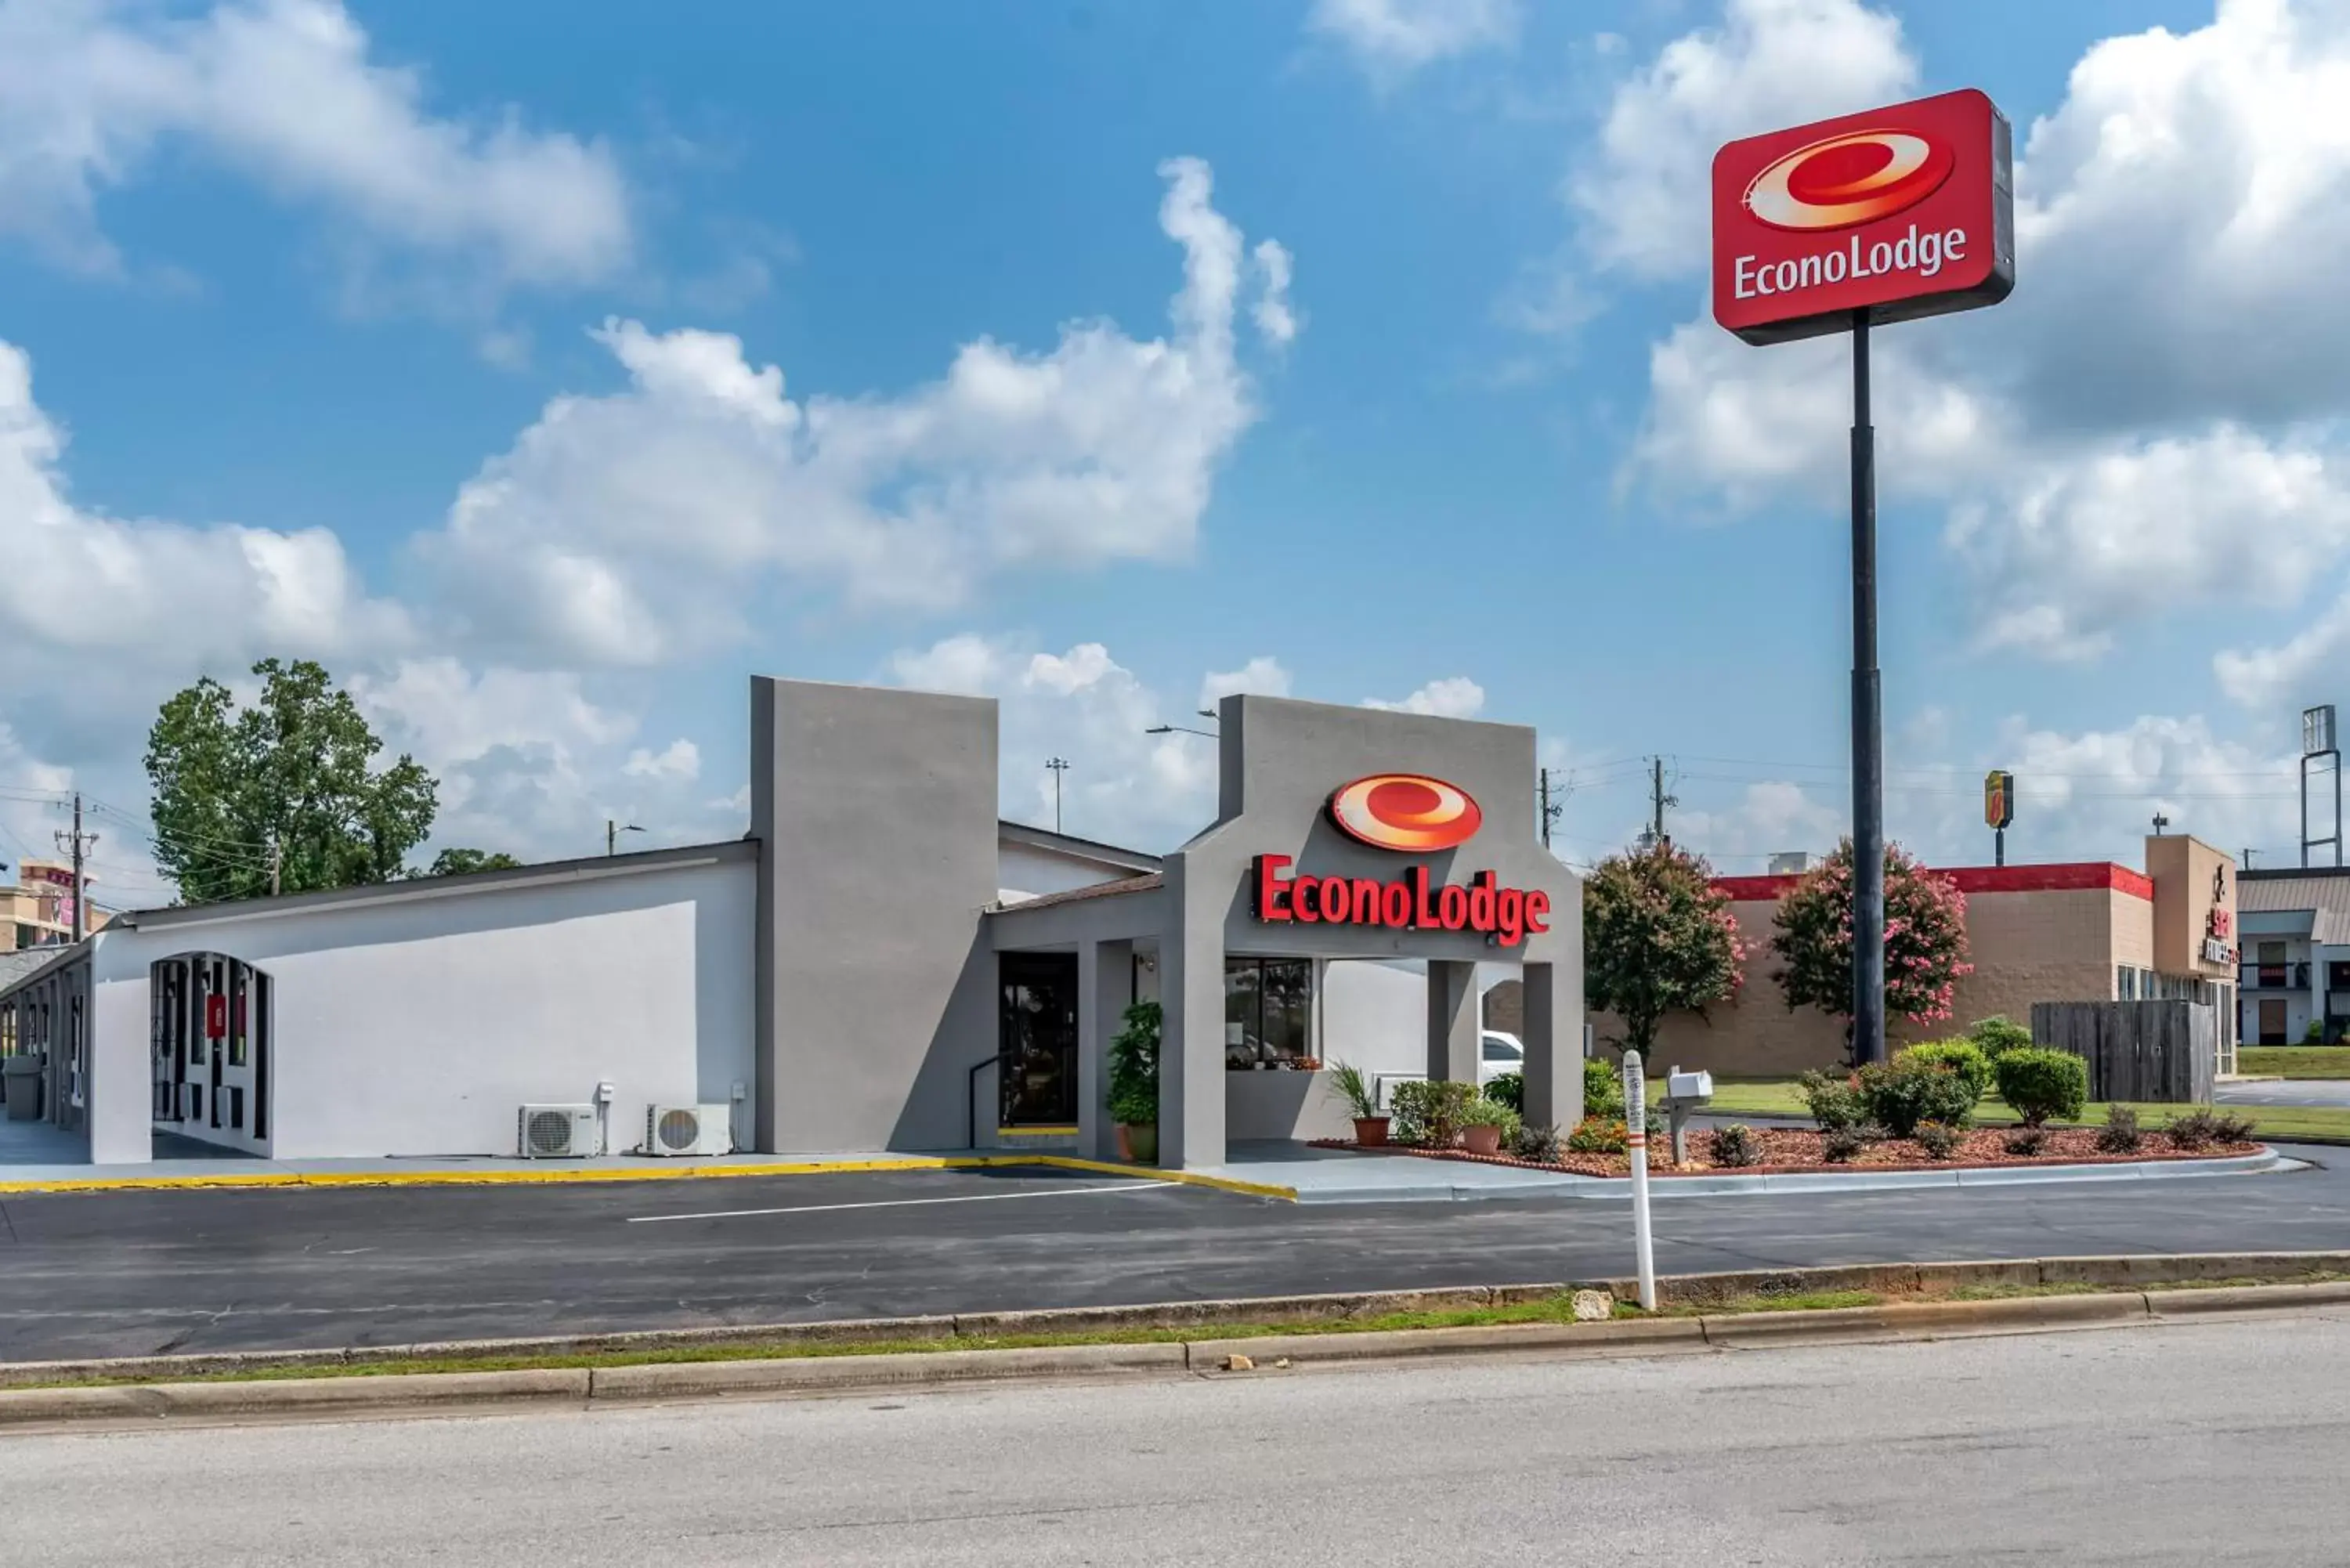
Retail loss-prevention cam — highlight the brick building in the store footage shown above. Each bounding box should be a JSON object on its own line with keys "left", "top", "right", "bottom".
{"left": 1578, "top": 834, "right": 2239, "bottom": 1077}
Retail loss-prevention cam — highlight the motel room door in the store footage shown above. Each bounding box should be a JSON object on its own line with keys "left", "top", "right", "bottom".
{"left": 998, "top": 954, "right": 1080, "bottom": 1129}
{"left": 2258, "top": 998, "right": 2289, "bottom": 1046}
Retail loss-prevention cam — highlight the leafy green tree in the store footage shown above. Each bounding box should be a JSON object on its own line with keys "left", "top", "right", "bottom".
{"left": 1770, "top": 839, "right": 1973, "bottom": 1046}
{"left": 424, "top": 848, "right": 523, "bottom": 877}
{"left": 145, "top": 659, "right": 439, "bottom": 905}
{"left": 1582, "top": 841, "right": 1745, "bottom": 1059}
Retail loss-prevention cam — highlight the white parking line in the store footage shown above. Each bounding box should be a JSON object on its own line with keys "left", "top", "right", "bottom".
{"left": 627, "top": 1181, "right": 1167, "bottom": 1224}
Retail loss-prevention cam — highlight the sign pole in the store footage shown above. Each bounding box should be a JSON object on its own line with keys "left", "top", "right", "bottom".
{"left": 1622, "top": 1050, "right": 1656, "bottom": 1312}
{"left": 1850, "top": 312, "right": 1886, "bottom": 1067}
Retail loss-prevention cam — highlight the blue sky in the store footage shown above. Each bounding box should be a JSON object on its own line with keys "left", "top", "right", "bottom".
{"left": 0, "top": 0, "right": 2340, "bottom": 901}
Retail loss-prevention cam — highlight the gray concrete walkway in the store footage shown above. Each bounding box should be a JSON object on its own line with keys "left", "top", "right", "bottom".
{"left": 2220, "top": 1078, "right": 2350, "bottom": 1107}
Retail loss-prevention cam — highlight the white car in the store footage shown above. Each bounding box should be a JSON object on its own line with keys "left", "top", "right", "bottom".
{"left": 1478, "top": 1030, "right": 1524, "bottom": 1087}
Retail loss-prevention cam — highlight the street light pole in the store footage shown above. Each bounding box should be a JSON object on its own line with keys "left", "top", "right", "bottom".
{"left": 1045, "top": 757, "right": 1071, "bottom": 835}
{"left": 1849, "top": 311, "right": 1886, "bottom": 1068}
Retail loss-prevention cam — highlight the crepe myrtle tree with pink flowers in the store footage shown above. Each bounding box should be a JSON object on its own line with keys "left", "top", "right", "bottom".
{"left": 1583, "top": 841, "right": 1746, "bottom": 1060}
{"left": 1770, "top": 840, "right": 1972, "bottom": 1060}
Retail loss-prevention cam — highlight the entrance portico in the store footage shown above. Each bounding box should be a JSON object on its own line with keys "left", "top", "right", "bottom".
{"left": 991, "top": 693, "right": 1583, "bottom": 1169}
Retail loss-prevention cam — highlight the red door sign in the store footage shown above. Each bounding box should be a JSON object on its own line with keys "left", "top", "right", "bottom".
{"left": 205, "top": 994, "right": 228, "bottom": 1039}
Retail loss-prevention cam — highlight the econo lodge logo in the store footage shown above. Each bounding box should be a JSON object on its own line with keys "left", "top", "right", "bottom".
{"left": 1328, "top": 774, "right": 1482, "bottom": 853}
{"left": 1744, "top": 128, "right": 1954, "bottom": 231}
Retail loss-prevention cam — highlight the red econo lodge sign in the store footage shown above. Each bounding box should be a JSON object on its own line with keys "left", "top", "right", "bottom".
{"left": 1712, "top": 88, "right": 2014, "bottom": 345}
{"left": 1248, "top": 774, "right": 1553, "bottom": 948}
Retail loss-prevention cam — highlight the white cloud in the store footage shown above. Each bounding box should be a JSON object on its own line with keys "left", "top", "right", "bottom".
{"left": 0, "top": 0, "right": 631, "bottom": 290}
{"left": 886, "top": 635, "right": 1220, "bottom": 850}
{"left": 420, "top": 157, "right": 1291, "bottom": 664}
{"left": 0, "top": 338, "right": 409, "bottom": 670}
{"left": 2216, "top": 591, "right": 2350, "bottom": 713}
{"left": 1571, "top": 0, "right": 1914, "bottom": 280}
{"left": 1307, "top": 0, "right": 1519, "bottom": 72}
{"left": 1365, "top": 676, "right": 1486, "bottom": 718}
{"left": 623, "top": 739, "right": 700, "bottom": 782}
{"left": 1673, "top": 779, "right": 1847, "bottom": 867}
{"left": 1201, "top": 656, "right": 1292, "bottom": 709}
{"left": 1252, "top": 239, "right": 1298, "bottom": 346}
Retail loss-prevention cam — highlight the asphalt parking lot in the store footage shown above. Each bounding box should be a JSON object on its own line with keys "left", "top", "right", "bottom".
{"left": 2, "top": 1147, "right": 2347, "bottom": 1363}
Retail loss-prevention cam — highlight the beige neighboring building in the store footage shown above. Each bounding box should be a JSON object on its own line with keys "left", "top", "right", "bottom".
{"left": 1, "top": 860, "right": 114, "bottom": 953}
{"left": 1590, "top": 835, "right": 2238, "bottom": 1078}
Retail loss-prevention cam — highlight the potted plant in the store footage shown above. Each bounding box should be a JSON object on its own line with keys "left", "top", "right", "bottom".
{"left": 1459, "top": 1097, "right": 1517, "bottom": 1157}
{"left": 1327, "top": 1060, "right": 1387, "bottom": 1146}
{"left": 1108, "top": 999, "right": 1161, "bottom": 1164}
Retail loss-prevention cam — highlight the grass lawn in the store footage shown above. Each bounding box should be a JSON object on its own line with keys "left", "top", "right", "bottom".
{"left": 1693, "top": 1075, "right": 2350, "bottom": 1144}
{"left": 2238, "top": 1046, "right": 2350, "bottom": 1078}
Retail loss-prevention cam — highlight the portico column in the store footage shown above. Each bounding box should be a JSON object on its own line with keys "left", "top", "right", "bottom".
{"left": 1519, "top": 962, "right": 1580, "bottom": 1132}
{"left": 1078, "top": 938, "right": 1132, "bottom": 1162}
{"left": 1159, "top": 858, "right": 1227, "bottom": 1170}
{"left": 1426, "top": 959, "right": 1480, "bottom": 1084}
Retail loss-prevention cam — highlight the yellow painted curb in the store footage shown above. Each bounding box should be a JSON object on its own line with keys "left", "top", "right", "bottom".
{"left": 0, "top": 1153, "right": 1296, "bottom": 1203}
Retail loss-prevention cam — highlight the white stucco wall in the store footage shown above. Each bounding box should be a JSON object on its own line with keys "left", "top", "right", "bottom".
{"left": 88, "top": 854, "right": 755, "bottom": 1162}
{"left": 997, "top": 840, "right": 1144, "bottom": 904}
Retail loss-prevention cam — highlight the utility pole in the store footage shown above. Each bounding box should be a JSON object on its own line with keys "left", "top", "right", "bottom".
{"left": 1046, "top": 757, "right": 1072, "bottom": 834}
{"left": 1538, "top": 768, "right": 1568, "bottom": 851}
{"left": 1647, "top": 758, "right": 1678, "bottom": 851}
{"left": 55, "top": 793, "right": 96, "bottom": 942}
{"left": 2243, "top": 848, "right": 2256, "bottom": 871}
{"left": 269, "top": 839, "right": 282, "bottom": 898}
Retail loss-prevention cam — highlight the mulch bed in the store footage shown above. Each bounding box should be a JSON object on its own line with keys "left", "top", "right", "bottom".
{"left": 1306, "top": 1125, "right": 2261, "bottom": 1178}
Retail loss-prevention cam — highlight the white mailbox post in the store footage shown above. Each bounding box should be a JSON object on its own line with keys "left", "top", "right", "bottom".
{"left": 1661, "top": 1068, "right": 1715, "bottom": 1165}
{"left": 1622, "top": 1050, "right": 1656, "bottom": 1312}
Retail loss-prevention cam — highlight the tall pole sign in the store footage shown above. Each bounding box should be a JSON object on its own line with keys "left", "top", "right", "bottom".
{"left": 1713, "top": 89, "right": 2014, "bottom": 1064}
{"left": 1984, "top": 769, "right": 2014, "bottom": 868}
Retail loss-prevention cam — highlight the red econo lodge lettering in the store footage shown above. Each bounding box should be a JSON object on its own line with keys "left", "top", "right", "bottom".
{"left": 1713, "top": 89, "right": 2014, "bottom": 345}
{"left": 1252, "top": 854, "right": 1550, "bottom": 948}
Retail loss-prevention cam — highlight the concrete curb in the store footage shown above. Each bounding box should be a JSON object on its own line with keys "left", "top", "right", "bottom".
{"left": 0, "top": 1153, "right": 1298, "bottom": 1204}
{"left": 12, "top": 1252, "right": 2350, "bottom": 1396}
{"left": 13, "top": 1278, "right": 2350, "bottom": 1429}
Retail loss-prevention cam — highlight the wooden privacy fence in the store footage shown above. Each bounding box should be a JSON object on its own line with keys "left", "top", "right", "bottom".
{"left": 2030, "top": 1001, "right": 2215, "bottom": 1104}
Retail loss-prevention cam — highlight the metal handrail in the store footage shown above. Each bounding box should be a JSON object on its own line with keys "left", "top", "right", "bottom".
{"left": 967, "top": 1047, "right": 1008, "bottom": 1152}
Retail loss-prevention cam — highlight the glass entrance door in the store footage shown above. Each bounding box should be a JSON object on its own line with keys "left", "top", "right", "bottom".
{"left": 998, "top": 954, "right": 1079, "bottom": 1128}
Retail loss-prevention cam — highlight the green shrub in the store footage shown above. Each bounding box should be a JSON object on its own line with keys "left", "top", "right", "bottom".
{"left": 1896, "top": 1039, "right": 1994, "bottom": 1103}
{"left": 1325, "top": 1060, "right": 1379, "bottom": 1121}
{"left": 1856, "top": 1058, "right": 1978, "bottom": 1136}
{"left": 1708, "top": 1123, "right": 1762, "bottom": 1168}
{"left": 1968, "top": 1016, "right": 2035, "bottom": 1060}
{"left": 1798, "top": 1069, "right": 1868, "bottom": 1132}
{"left": 1107, "top": 1001, "right": 1160, "bottom": 1126}
{"left": 1584, "top": 1057, "right": 1625, "bottom": 1119}
{"left": 1460, "top": 1098, "right": 1517, "bottom": 1133}
{"left": 2097, "top": 1104, "right": 2142, "bottom": 1154}
{"left": 2309, "top": 1019, "right": 2328, "bottom": 1045}
{"left": 1484, "top": 1072, "right": 1523, "bottom": 1114}
{"left": 2166, "top": 1107, "right": 2258, "bottom": 1150}
{"left": 2004, "top": 1127, "right": 2049, "bottom": 1156}
{"left": 1993, "top": 1047, "right": 2088, "bottom": 1127}
{"left": 1389, "top": 1079, "right": 1477, "bottom": 1147}
{"left": 1914, "top": 1120, "right": 1962, "bottom": 1160}
{"left": 1510, "top": 1122, "right": 1561, "bottom": 1163}
{"left": 1566, "top": 1117, "right": 1629, "bottom": 1154}
{"left": 1820, "top": 1124, "right": 1870, "bottom": 1162}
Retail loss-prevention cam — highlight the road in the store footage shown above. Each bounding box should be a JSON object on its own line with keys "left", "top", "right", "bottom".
{"left": 2, "top": 1150, "right": 2348, "bottom": 1361}
{"left": 9, "top": 1310, "right": 2350, "bottom": 1564}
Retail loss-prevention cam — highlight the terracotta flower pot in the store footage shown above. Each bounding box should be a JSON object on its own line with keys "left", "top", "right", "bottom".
{"left": 1462, "top": 1124, "right": 1503, "bottom": 1156}
{"left": 1115, "top": 1122, "right": 1159, "bottom": 1165}
{"left": 1353, "top": 1116, "right": 1391, "bottom": 1147}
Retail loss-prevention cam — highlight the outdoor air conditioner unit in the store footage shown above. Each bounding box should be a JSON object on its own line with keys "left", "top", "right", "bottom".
{"left": 644, "top": 1103, "right": 733, "bottom": 1158}
{"left": 516, "top": 1104, "right": 600, "bottom": 1159}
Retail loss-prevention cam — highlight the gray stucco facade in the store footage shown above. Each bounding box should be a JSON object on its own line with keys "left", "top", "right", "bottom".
{"left": 750, "top": 677, "right": 1001, "bottom": 1154}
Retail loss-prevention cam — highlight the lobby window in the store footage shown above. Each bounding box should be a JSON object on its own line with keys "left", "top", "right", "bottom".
{"left": 1225, "top": 958, "right": 1312, "bottom": 1068}
{"left": 2117, "top": 966, "right": 2137, "bottom": 1001}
